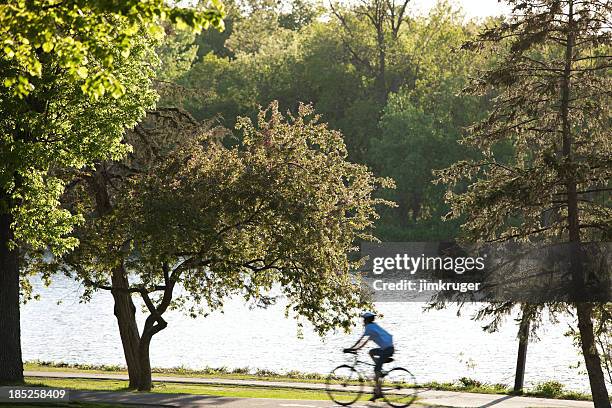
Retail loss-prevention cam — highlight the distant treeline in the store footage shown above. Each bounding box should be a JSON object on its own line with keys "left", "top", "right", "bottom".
{"left": 157, "top": 0, "right": 498, "bottom": 241}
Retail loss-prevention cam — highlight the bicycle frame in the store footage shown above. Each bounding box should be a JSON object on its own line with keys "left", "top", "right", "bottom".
{"left": 346, "top": 353, "right": 391, "bottom": 378}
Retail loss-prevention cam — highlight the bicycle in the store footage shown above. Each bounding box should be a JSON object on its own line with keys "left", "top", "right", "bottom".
{"left": 325, "top": 349, "right": 417, "bottom": 407}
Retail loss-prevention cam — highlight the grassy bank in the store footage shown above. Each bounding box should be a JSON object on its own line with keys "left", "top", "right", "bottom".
{"left": 25, "top": 360, "right": 593, "bottom": 402}
{"left": 424, "top": 377, "right": 592, "bottom": 401}
{"left": 25, "top": 360, "right": 329, "bottom": 383}
{"left": 22, "top": 377, "right": 359, "bottom": 402}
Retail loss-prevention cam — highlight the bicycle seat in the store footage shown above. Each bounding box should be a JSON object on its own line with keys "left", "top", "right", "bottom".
{"left": 384, "top": 357, "right": 394, "bottom": 363}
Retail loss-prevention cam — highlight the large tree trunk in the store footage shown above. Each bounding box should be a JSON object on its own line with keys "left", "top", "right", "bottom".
{"left": 135, "top": 278, "right": 174, "bottom": 392}
{"left": 111, "top": 265, "right": 143, "bottom": 389}
{"left": 137, "top": 332, "right": 154, "bottom": 391}
{"left": 513, "top": 309, "right": 530, "bottom": 392}
{"left": 577, "top": 303, "right": 611, "bottom": 408}
{"left": 137, "top": 316, "right": 168, "bottom": 391}
{"left": 560, "top": 2, "right": 609, "bottom": 406}
{"left": 89, "top": 167, "right": 143, "bottom": 389}
{"left": 0, "top": 190, "right": 24, "bottom": 383}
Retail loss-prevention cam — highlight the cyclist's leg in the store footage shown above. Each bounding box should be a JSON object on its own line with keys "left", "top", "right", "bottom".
{"left": 369, "top": 348, "right": 384, "bottom": 374}
{"left": 374, "top": 347, "right": 395, "bottom": 397}
{"left": 382, "top": 346, "right": 395, "bottom": 370}
{"left": 369, "top": 348, "right": 384, "bottom": 396}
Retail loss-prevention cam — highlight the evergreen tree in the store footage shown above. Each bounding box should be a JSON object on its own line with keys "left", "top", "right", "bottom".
{"left": 437, "top": 0, "right": 610, "bottom": 405}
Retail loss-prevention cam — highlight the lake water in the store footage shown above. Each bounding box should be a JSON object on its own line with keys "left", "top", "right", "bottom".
{"left": 21, "top": 275, "right": 600, "bottom": 392}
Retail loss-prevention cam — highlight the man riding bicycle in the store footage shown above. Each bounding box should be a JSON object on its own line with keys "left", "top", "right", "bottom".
{"left": 344, "top": 312, "right": 394, "bottom": 401}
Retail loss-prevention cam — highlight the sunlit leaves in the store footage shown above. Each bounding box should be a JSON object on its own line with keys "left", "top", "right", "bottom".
{"left": 437, "top": 0, "right": 611, "bottom": 245}
{"left": 1, "top": 34, "right": 158, "bottom": 258}
{"left": 0, "top": 0, "right": 225, "bottom": 98}
{"left": 59, "top": 103, "right": 393, "bottom": 335}
{"left": 1, "top": 0, "right": 226, "bottom": 262}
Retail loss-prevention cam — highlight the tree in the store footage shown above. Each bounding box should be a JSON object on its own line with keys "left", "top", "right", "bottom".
{"left": 437, "top": 0, "right": 611, "bottom": 405}
{"left": 180, "top": 0, "right": 409, "bottom": 162}
{"left": 566, "top": 304, "right": 612, "bottom": 390}
{"left": 373, "top": 93, "right": 471, "bottom": 239}
{"left": 0, "top": 32, "right": 158, "bottom": 384}
{"left": 174, "top": 10, "right": 372, "bottom": 163}
{"left": 0, "top": 0, "right": 224, "bottom": 383}
{"left": 330, "top": 0, "right": 412, "bottom": 104}
{"left": 370, "top": 3, "right": 488, "bottom": 240}
{"left": 0, "top": 0, "right": 224, "bottom": 98}
{"left": 195, "top": 0, "right": 319, "bottom": 58}
{"left": 37, "top": 103, "right": 392, "bottom": 391}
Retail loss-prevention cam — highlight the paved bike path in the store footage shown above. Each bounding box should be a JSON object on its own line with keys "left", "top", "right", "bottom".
{"left": 25, "top": 371, "right": 594, "bottom": 407}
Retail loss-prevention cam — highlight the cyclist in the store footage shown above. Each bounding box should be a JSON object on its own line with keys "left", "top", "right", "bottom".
{"left": 344, "top": 312, "right": 394, "bottom": 401}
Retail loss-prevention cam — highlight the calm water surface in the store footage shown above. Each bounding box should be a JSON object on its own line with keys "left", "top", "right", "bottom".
{"left": 22, "top": 275, "right": 596, "bottom": 392}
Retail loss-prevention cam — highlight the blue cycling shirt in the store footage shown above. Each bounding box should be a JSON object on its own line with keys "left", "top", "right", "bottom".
{"left": 364, "top": 322, "right": 393, "bottom": 349}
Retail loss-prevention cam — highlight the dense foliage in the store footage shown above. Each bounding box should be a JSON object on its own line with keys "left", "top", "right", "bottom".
{"left": 62, "top": 103, "right": 391, "bottom": 332}
{"left": 0, "top": 0, "right": 224, "bottom": 98}
{"left": 160, "top": 0, "right": 493, "bottom": 241}
{"left": 1, "top": 35, "right": 158, "bottom": 259}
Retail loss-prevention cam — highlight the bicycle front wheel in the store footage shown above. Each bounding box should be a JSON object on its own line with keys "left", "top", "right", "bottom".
{"left": 382, "top": 367, "right": 417, "bottom": 407}
{"left": 325, "top": 364, "right": 364, "bottom": 406}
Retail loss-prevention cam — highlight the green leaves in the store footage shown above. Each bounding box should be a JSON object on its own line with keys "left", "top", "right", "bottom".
{"left": 438, "top": 0, "right": 611, "bottom": 244}
{"left": 80, "top": 72, "right": 127, "bottom": 100}
{"left": 11, "top": 172, "right": 82, "bottom": 254}
{"left": 1, "top": 29, "right": 159, "bottom": 258}
{"left": 3, "top": 46, "right": 15, "bottom": 59}
{"left": 61, "top": 103, "right": 392, "bottom": 334}
{"left": 0, "top": 0, "right": 225, "bottom": 98}
{"left": 42, "top": 41, "right": 54, "bottom": 53}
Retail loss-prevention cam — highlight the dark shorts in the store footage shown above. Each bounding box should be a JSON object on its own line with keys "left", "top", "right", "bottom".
{"left": 369, "top": 346, "right": 394, "bottom": 373}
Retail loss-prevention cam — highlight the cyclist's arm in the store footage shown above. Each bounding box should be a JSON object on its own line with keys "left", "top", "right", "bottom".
{"left": 348, "top": 334, "right": 369, "bottom": 350}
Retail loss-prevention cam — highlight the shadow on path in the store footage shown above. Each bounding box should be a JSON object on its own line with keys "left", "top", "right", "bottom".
{"left": 72, "top": 390, "right": 242, "bottom": 407}
{"left": 479, "top": 395, "right": 515, "bottom": 408}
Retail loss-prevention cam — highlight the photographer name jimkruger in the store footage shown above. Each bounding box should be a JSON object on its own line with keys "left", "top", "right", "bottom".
{"left": 373, "top": 279, "right": 481, "bottom": 293}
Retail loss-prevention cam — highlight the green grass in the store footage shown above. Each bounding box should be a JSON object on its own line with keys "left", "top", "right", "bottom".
{"left": 420, "top": 378, "right": 593, "bottom": 402}
{"left": 25, "top": 360, "right": 329, "bottom": 384}
{"left": 23, "top": 377, "right": 360, "bottom": 402}
{"left": 25, "top": 361, "right": 413, "bottom": 388}
{"left": 421, "top": 376, "right": 510, "bottom": 396}
{"left": 25, "top": 361, "right": 597, "bottom": 402}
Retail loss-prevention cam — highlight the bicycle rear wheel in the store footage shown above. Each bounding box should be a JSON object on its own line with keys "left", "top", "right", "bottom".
{"left": 381, "top": 367, "right": 417, "bottom": 407}
{"left": 325, "top": 364, "right": 364, "bottom": 406}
